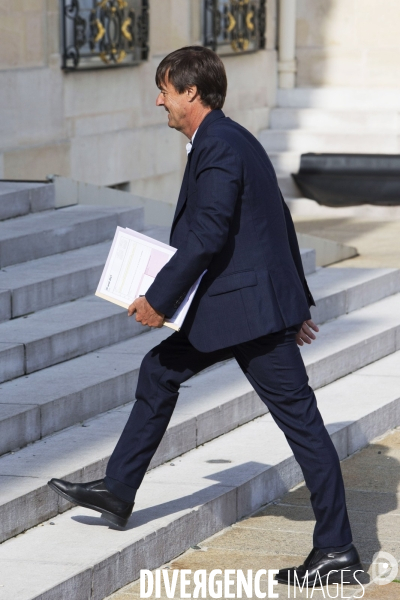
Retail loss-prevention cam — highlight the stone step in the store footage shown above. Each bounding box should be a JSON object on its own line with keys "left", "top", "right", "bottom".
{"left": 0, "top": 356, "right": 261, "bottom": 544}
{"left": 0, "top": 205, "right": 144, "bottom": 268}
{"left": 0, "top": 268, "right": 397, "bottom": 454}
{"left": 309, "top": 267, "right": 400, "bottom": 324}
{"left": 0, "top": 181, "right": 55, "bottom": 221}
{"left": 300, "top": 292, "right": 400, "bottom": 389}
{"left": 277, "top": 174, "right": 301, "bottom": 198}
{"left": 0, "top": 342, "right": 24, "bottom": 385}
{"left": 267, "top": 151, "right": 301, "bottom": 174}
{"left": 259, "top": 129, "right": 399, "bottom": 154}
{"left": 269, "top": 108, "right": 400, "bottom": 133}
{"left": 0, "top": 328, "right": 169, "bottom": 457}
{"left": 1, "top": 348, "right": 399, "bottom": 599}
{"left": 0, "top": 280, "right": 399, "bottom": 537}
{"left": 0, "top": 227, "right": 313, "bottom": 321}
{"left": 0, "top": 251, "right": 313, "bottom": 389}
{"left": 0, "top": 226, "right": 169, "bottom": 319}
{"left": 0, "top": 295, "right": 148, "bottom": 383}
{"left": 277, "top": 87, "right": 400, "bottom": 110}
{"left": 0, "top": 289, "right": 11, "bottom": 323}
{"left": 299, "top": 247, "right": 315, "bottom": 275}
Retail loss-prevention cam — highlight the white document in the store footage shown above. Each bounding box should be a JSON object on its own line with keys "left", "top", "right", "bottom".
{"left": 95, "top": 227, "right": 205, "bottom": 331}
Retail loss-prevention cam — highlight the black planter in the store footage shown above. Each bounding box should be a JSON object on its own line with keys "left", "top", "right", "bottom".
{"left": 292, "top": 153, "right": 400, "bottom": 207}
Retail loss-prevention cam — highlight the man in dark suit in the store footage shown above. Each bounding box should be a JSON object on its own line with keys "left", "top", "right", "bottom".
{"left": 49, "top": 47, "right": 362, "bottom": 586}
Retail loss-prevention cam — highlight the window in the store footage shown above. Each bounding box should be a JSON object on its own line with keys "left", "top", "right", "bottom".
{"left": 204, "top": 0, "right": 266, "bottom": 55}
{"left": 61, "top": 0, "right": 149, "bottom": 71}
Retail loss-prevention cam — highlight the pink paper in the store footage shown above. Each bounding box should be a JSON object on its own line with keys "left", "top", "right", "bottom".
{"left": 145, "top": 249, "right": 171, "bottom": 278}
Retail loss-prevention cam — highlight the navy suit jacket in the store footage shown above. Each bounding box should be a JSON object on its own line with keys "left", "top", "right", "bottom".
{"left": 146, "top": 110, "right": 314, "bottom": 352}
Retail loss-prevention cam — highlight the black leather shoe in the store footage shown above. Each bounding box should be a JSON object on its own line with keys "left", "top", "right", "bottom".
{"left": 275, "top": 544, "right": 363, "bottom": 587}
{"left": 48, "top": 478, "right": 134, "bottom": 528}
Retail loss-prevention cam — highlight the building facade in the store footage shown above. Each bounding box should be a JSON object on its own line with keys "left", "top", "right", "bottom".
{"left": 296, "top": 0, "right": 400, "bottom": 88}
{"left": 0, "top": 0, "right": 276, "bottom": 204}
{"left": 0, "top": 1, "right": 399, "bottom": 207}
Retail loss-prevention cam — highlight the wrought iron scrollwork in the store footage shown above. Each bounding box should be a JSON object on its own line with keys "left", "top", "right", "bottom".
{"left": 204, "top": 0, "right": 266, "bottom": 55}
{"left": 62, "top": 0, "right": 149, "bottom": 70}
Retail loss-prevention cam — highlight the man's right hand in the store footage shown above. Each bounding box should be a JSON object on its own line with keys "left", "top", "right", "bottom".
{"left": 128, "top": 296, "right": 165, "bottom": 328}
{"left": 296, "top": 319, "right": 319, "bottom": 346}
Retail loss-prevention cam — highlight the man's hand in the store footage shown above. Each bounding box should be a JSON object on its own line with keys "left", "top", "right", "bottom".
{"left": 296, "top": 319, "right": 319, "bottom": 346}
{"left": 128, "top": 296, "right": 165, "bottom": 328}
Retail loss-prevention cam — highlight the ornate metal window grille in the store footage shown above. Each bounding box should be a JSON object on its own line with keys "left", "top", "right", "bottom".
{"left": 204, "top": 0, "right": 266, "bottom": 55}
{"left": 61, "top": 0, "right": 149, "bottom": 71}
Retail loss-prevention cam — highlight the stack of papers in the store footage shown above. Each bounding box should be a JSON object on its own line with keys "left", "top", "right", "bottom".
{"left": 95, "top": 227, "right": 204, "bottom": 331}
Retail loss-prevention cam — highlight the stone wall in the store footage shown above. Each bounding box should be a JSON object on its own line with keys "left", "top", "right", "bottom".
{"left": 0, "top": 0, "right": 277, "bottom": 205}
{"left": 296, "top": 0, "right": 400, "bottom": 87}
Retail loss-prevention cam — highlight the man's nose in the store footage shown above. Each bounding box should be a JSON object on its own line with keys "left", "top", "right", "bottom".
{"left": 156, "top": 93, "right": 164, "bottom": 106}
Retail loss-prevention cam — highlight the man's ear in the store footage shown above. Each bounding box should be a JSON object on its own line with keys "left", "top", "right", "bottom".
{"left": 186, "top": 85, "right": 199, "bottom": 103}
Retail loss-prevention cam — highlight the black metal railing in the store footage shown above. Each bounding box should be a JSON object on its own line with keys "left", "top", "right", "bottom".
{"left": 61, "top": 0, "right": 149, "bottom": 71}
{"left": 204, "top": 0, "right": 266, "bottom": 55}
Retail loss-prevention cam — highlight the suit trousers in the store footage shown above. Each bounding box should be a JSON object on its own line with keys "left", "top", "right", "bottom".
{"left": 105, "top": 326, "right": 352, "bottom": 548}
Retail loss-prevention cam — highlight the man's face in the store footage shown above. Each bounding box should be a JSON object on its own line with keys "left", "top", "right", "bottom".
{"left": 156, "top": 78, "right": 190, "bottom": 132}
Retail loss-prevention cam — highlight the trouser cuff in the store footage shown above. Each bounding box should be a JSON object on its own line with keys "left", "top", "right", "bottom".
{"left": 104, "top": 475, "right": 137, "bottom": 503}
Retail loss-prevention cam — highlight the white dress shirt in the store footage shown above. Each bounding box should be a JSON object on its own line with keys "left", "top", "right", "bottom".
{"left": 186, "top": 128, "right": 198, "bottom": 155}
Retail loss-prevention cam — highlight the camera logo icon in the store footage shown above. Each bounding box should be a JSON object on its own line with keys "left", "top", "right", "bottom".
{"left": 371, "top": 551, "right": 398, "bottom": 585}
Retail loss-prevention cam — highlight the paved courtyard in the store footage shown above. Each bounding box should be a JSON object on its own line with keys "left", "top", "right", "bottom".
{"left": 294, "top": 215, "right": 400, "bottom": 270}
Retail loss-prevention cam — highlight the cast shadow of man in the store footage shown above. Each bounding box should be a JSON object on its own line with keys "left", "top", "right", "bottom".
{"left": 257, "top": 426, "right": 400, "bottom": 584}
{"left": 71, "top": 423, "right": 400, "bottom": 587}
{"left": 71, "top": 459, "right": 275, "bottom": 531}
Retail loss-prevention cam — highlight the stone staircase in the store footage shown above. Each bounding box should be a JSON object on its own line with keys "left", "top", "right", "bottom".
{"left": 1, "top": 182, "right": 400, "bottom": 599}
{"left": 258, "top": 87, "right": 400, "bottom": 200}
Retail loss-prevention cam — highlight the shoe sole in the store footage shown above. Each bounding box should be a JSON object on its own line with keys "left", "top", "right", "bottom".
{"left": 276, "top": 563, "right": 364, "bottom": 587}
{"left": 47, "top": 481, "right": 130, "bottom": 528}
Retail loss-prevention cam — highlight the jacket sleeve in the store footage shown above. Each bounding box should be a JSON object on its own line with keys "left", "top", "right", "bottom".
{"left": 145, "top": 137, "right": 242, "bottom": 318}
{"left": 279, "top": 189, "right": 315, "bottom": 308}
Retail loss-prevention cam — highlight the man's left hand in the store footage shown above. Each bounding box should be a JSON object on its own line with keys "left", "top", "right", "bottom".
{"left": 296, "top": 319, "right": 319, "bottom": 346}
{"left": 128, "top": 296, "right": 165, "bottom": 328}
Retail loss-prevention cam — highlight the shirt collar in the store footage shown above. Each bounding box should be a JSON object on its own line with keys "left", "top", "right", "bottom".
{"left": 186, "top": 128, "right": 198, "bottom": 156}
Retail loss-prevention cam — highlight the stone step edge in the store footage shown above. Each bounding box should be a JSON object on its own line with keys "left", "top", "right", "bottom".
{"left": 0, "top": 367, "right": 265, "bottom": 544}
{"left": 1, "top": 289, "right": 400, "bottom": 460}
{"left": 0, "top": 205, "right": 144, "bottom": 269}
{"left": 260, "top": 137, "right": 400, "bottom": 153}
{"left": 0, "top": 297, "right": 149, "bottom": 384}
{"left": 103, "top": 398, "right": 399, "bottom": 600}
{"left": 3, "top": 379, "right": 399, "bottom": 600}
{"left": 260, "top": 129, "right": 400, "bottom": 138}
{"left": 0, "top": 226, "right": 170, "bottom": 320}
{"left": 0, "top": 182, "right": 55, "bottom": 221}
{"left": 2, "top": 257, "right": 398, "bottom": 387}
{"left": 276, "top": 87, "right": 400, "bottom": 110}
{"left": 0, "top": 245, "right": 315, "bottom": 322}
{"left": 1, "top": 298, "right": 400, "bottom": 544}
